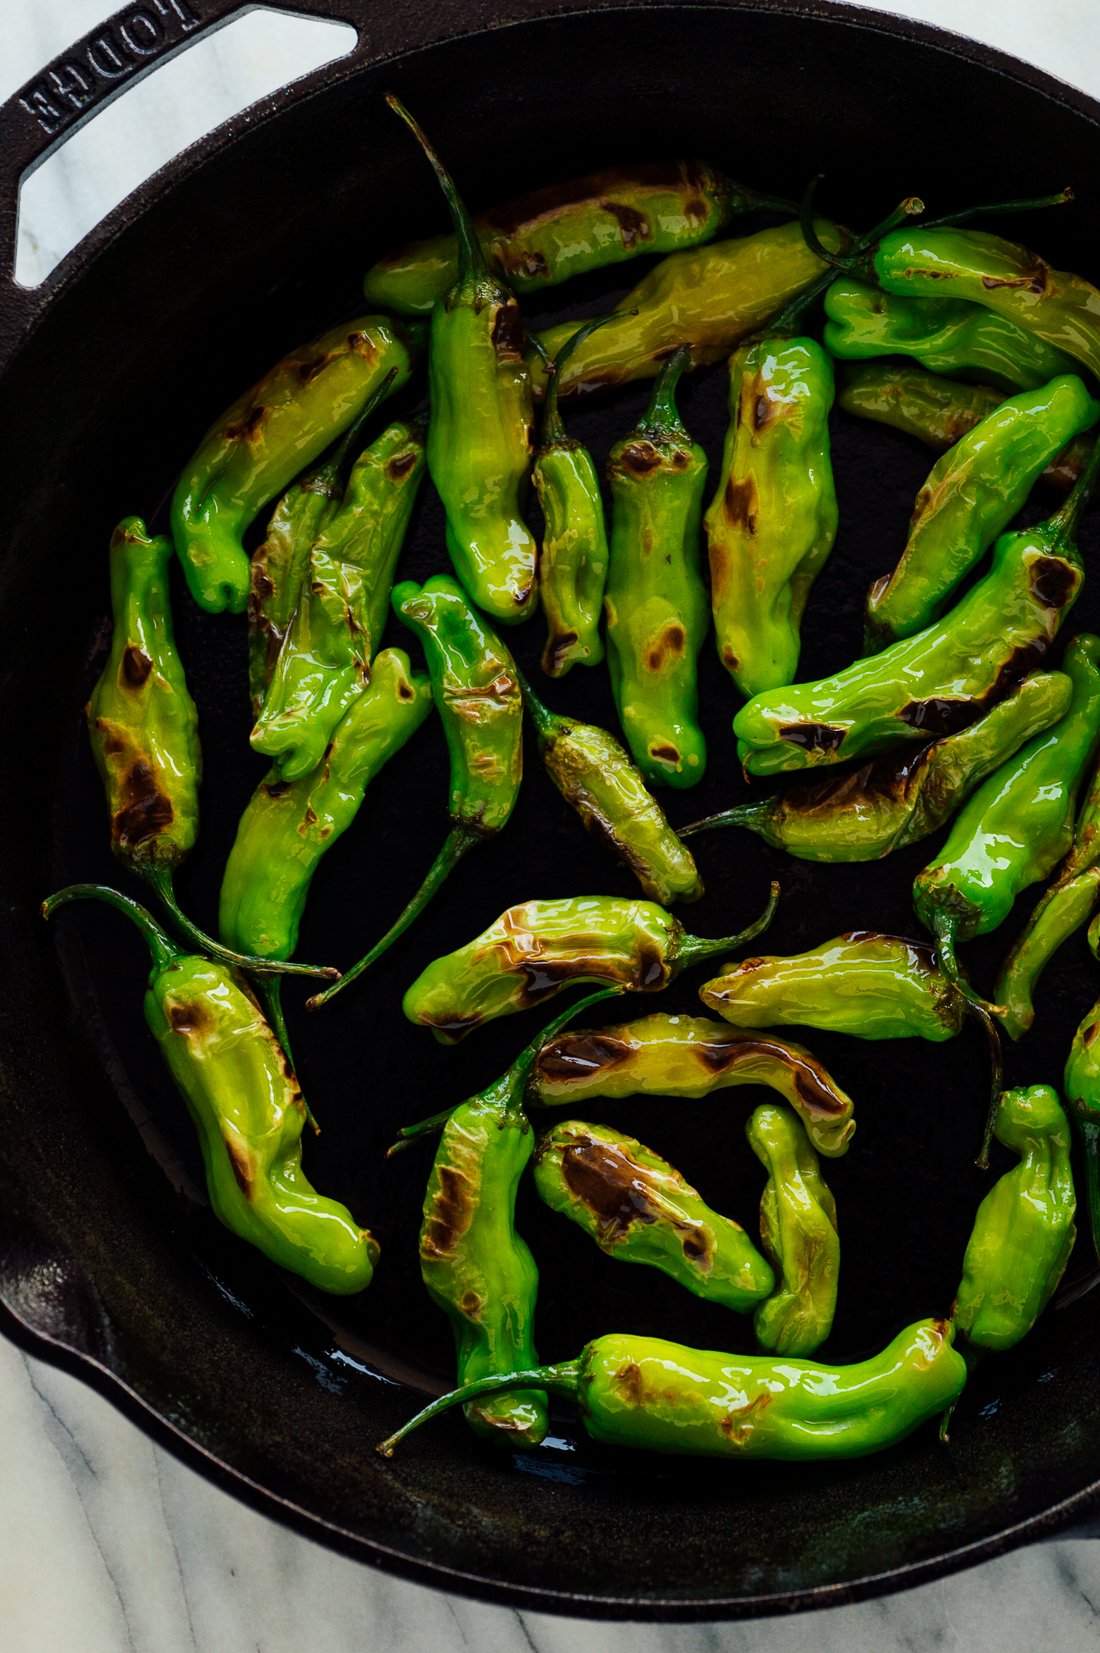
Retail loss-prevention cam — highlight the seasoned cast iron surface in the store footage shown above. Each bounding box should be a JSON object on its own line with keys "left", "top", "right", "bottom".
{"left": 3, "top": 2, "right": 1100, "bottom": 1617}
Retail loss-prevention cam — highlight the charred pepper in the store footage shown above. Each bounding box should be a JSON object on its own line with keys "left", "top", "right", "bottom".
{"left": 747, "top": 1103, "right": 839, "bottom": 1357}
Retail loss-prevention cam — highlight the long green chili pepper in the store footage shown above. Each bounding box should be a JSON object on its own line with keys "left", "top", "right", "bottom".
{"left": 865, "top": 376, "right": 1099, "bottom": 649}
{"left": 171, "top": 314, "right": 419, "bottom": 614}
{"left": 378, "top": 1319, "right": 966, "bottom": 1461}
{"left": 363, "top": 159, "right": 796, "bottom": 315}
{"left": 419, "top": 989, "right": 620, "bottom": 1447}
{"left": 43, "top": 885, "right": 377, "bottom": 1293}
{"left": 533, "top": 1119, "right": 774, "bottom": 1311}
{"left": 954, "top": 1085, "right": 1075, "bottom": 1354}
{"left": 734, "top": 428, "right": 1100, "bottom": 777}
{"left": 519, "top": 670, "right": 702, "bottom": 905}
{"left": 309, "top": 576, "right": 523, "bottom": 1011}
{"left": 605, "top": 346, "right": 710, "bottom": 788}
{"left": 913, "top": 633, "right": 1100, "bottom": 1015}
{"left": 747, "top": 1103, "right": 839, "bottom": 1357}
{"left": 683, "top": 671, "right": 1071, "bottom": 862}
{"left": 387, "top": 93, "right": 537, "bottom": 624}
{"left": 403, "top": 885, "right": 780, "bottom": 1043}
{"left": 1063, "top": 990, "right": 1100, "bottom": 1263}
{"left": 86, "top": 517, "right": 334, "bottom": 982}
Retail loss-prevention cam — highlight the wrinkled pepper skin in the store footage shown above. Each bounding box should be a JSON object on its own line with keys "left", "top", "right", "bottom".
{"left": 688, "top": 670, "right": 1071, "bottom": 863}
{"left": 866, "top": 376, "right": 1099, "bottom": 649}
{"left": 700, "top": 932, "right": 967, "bottom": 1042}
{"left": 382, "top": 1321, "right": 967, "bottom": 1462}
{"left": 1063, "top": 994, "right": 1100, "bottom": 1261}
{"left": 913, "top": 634, "right": 1100, "bottom": 998}
{"left": 403, "top": 890, "right": 778, "bottom": 1042}
{"left": 953, "top": 1085, "right": 1075, "bottom": 1351}
{"left": 747, "top": 1104, "right": 839, "bottom": 1357}
{"left": 823, "top": 278, "right": 1080, "bottom": 391}
{"left": 364, "top": 160, "right": 788, "bottom": 314}
{"left": 530, "top": 1012, "right": 856, "bottom": 1157}
{"left": 533, "top": 1120, "right": 774, "bottom": 1311}
{"left": 605, "top": 349, "right": 709, "bottom": 787}
{"left": 171, "top": 314, "right": 418, "bottom": 613}
{"left": 521, "top": 673, "right": 702, "bottom": 906}
{"left": 706, "top": 337, "right": 837, "bottom": 698}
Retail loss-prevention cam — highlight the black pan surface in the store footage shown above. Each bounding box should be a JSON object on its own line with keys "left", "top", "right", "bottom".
{"left": 2, "top": 0, "right": 1100, "bottom": 1618}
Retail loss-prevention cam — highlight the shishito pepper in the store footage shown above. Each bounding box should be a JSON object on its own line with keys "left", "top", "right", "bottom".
{"left": 684, "top": 671, "right": 1071, "bottom": 862}
{"left": 308, "top": 576, "right": 523, "bottom": 1011}
{"left": 87, "top": 517, "right": 334, "bottom": 982}
{"left": 363, "top": 159, "right": 795, "bottom": 315}
{"left": 865, "top": 375, "right": 1098, "bottom": 649}
{"left": 605, "top": 347, "right": 709, "bottom": 787}
{"left": 734, "top": 431, "right": 1100, "bottom": 777}
{"left": 533, "top": 1119, "right": 774, "bottom": 1311}
{"left": 519, "top": 670, "right": 702, "bottom": 906}
{"left": 747, "top": 1104, "right": 839, "bottom": 1357}
{"left": 379, "top": 1319, "right": 967, "bottom": 1462}
{"left": 913, "top": 634, "right": 1100, "bottom": 1011}
{"left": 403, "top": 886, "right": 779, "bottom": 1043}
{"left": 43, "top": 886, "right": 377, "bottom": 1293}
{"left": 419, "top": 989, "right": 619, "bottom": 1446}
{"left": 171, "top": 314, "right": 419, "bottom": 614}
{"left": 388, "top": 94, "right": 537, "bottom": 623}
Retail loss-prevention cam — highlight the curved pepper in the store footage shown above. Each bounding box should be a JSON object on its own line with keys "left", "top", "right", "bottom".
{"left": 747, "top": 1104, "right": 839, "bottom": 1357}
{"left": 605, "top": 347, "right": 709, "bottom": 787}
{"left": 380, "top": 1319, "right": 967, "bottom": 1461}
{"left": 533, "top": 1120, "right": 774, "bottom": 1311}
{"left": 43, "top": 886, "right": 377, "bottom": 1294}
{"left": 171, "top": 314, "right": 418, "bottom": 614}
{"left": 363, "top": 159, "right": 794, "bottom": 314}
{"left": 403, "top": 886, "right": 779, "bottom": 1043}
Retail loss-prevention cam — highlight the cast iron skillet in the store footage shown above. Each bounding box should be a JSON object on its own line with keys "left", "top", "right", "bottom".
{"left": 2, "top": 0, "right": 1100, "bottom": 1620}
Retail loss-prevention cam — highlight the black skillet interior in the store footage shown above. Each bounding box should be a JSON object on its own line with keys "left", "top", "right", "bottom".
{"left": 3, "top": 0, "right": 1100, "bottom": 1619}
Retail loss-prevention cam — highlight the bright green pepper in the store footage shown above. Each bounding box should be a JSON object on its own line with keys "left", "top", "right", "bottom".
{"left": 747, "top": 1104, "right": 839, "bottom": 1357}
{"left": 605, "top": 347, "right": 709, "bottom": 788}
{"left": 953, "top": 1085, "right": 1075, "bottom": 1351}
{"left": 1063, "top": 987, "right": 1100, "bottom": 1261}
{"left": 533, "top": 1119, "right": 774, "bottom": 1311}
{"left": 43, "top": 886, "right": 377, "bottom": 1294}
{"left": 388, "top": 95, "right": 537, "bottom": 623}
{"left": 519, "top": 670, "right": 702, "bottom": 906}
{"left": 403, "top": 887, "right": 779, "bottom": 1043}
{"left": 996, "top": 867, "right": 1100, "bottom": 1043}
{"left": 363, "top": 159, "right": 794, "bottom": 315}
{"left": 380, "top": 1319, "right": 967, "bottom": 1462}
{"left": 171, "top": 314, "right": 419, "bottom": 614}
{"left": 684, "top": 671, "right": 1071, "bottom": 862}
{"left": 865, "top": 376, "right": 1099, "bottom": 649}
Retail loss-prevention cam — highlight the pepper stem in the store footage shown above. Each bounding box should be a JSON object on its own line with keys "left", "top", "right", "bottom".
{"left": 541, "top": 312, "right": 630, "bottom": 447}
{"left": 42, "top": 882, "right": 182, "bottom": 976}
{"left": 767, "top": 187, "right": 922, "bottom": 338}
{"left": 253, "top": 976, "right": 319, "bottom": 1134}
{"left": 514, "top": 664, "right": 567, "bottom": 743}
{"left": 1049, "top": 416, "right": 1100, "bottom": 547}
{"left": 677, "top": 798, "right": 777, "bottom": 839}
{"left": 966, "top": 1002, "right": 1004, "bottom": 1171}
{"left": 377, "top": 1360, "right": 582, "bottom": 1458}
{"left": 306, "top": 825, "right": 481, "bottom": 1011}
{"left": 676, "top": 881, "right": 780, "bottom": 969}
{"left": 921, "top": 186, "right": 1073, "bottom": 232}
{"left": 933, "top": 919, "right": 1006, "bottom": 1023}
{"left": 385, "top": 92, "right": 486, "bottom": 286}
{"left": 142, "top": 863, "right": 339, "bottom": 980}
{"left": 634, "top": 344, "right": 692, "bottom": 444}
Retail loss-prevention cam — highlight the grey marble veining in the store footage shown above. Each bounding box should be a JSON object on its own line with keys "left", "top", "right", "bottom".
{"left": 5, "top": 1, "right": 1100, "bottom": 1649}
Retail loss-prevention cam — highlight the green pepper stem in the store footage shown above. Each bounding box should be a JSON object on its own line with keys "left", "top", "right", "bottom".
{"left": 541, "top": 312, "right": 631, "bottom": 447}
{"left": 386, "top": 92, "right": 486, "bottom": 286}
{"left": 677, "top": 798, "right": 776, "bottom": 839}
{"left": 1049, "top": 416, "right": 1100, "bottom": 546}
{"left": 253, "top": 976, "right": 319, "bottom": 1134}
{"left": 920, "top": 186, "right": 1073, "bottom": 232}
{"left": 42, "top": 882, "right": 182, "bottom": 975}
{"left": 142, "top": 864, "right": 339, "bottom": 981}
{"left": 306, "top": 825, "right": 481, "bottom": 1011}
{"left": 933, "top": 919, "right": 1005, "bottom": 1023}
{"left": 966, "top": 1002, "right": 1004, "bottom": 1171}
{"left": 768, "top": 189, "right": 922, "bottom": 338}
{"left": 676, "top": 880, "right": 780, "bottom": 969}
{"left": 634, "top": 344, "right": 692, "bottom": 444}
{"left": 514, "top": 664, "right": 567, "bottom": 743}
{"left": 377, "top": 1359, "right": 583, "bottom": 1458}
{"left": 735, "top": 183, "right": 801, "bottom": 217}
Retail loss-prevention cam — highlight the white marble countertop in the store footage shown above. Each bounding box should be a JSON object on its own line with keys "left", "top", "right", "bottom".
{"left": 5, "top": 2, "right": 1100, "bottom": 1648}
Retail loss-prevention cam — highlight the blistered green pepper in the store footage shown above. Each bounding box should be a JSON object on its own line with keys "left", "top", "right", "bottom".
{"left": 1063, "top": 986, "right": 1100, "bottom": 1261}
{"left": 953, "top": 1085, "right": 1075, "bottom": 1350}
{"left": 865, "top": 375, "right": 1099, "bottom": 649}
{"left": 43, "top": 886, "right": 377, "bottom": 1294}
{"left": 519, "top": 671, "right": 702, "bottom": 906}
{"left": 913, "top": 634, "right": 1100, "bottom": 1011}
{"left": 363, "top": 159, "right": 794, "bottom": 315}
{"left": 171, "top": 314, "right": 419, "bottom": 614}
{"left": 388, "top": 95, "right": 537, "bottom": 623}
{"left": 747, "top": 1104, "right": 839, "bottom": 1357}
{"left": 403, "top": 887, "right": 779, "bottom": 1043}
{"left": 533, "top": 1120, "right": 774, "bottom": 1311}
{"left": 685, "top": 671, "right": 1071, "bottom": 862}
{"left": 605, "top": 347, "right": 709, "bottom": 787}
{"left": 380, "top": 1319, "right": 967, "bottom": 1462}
